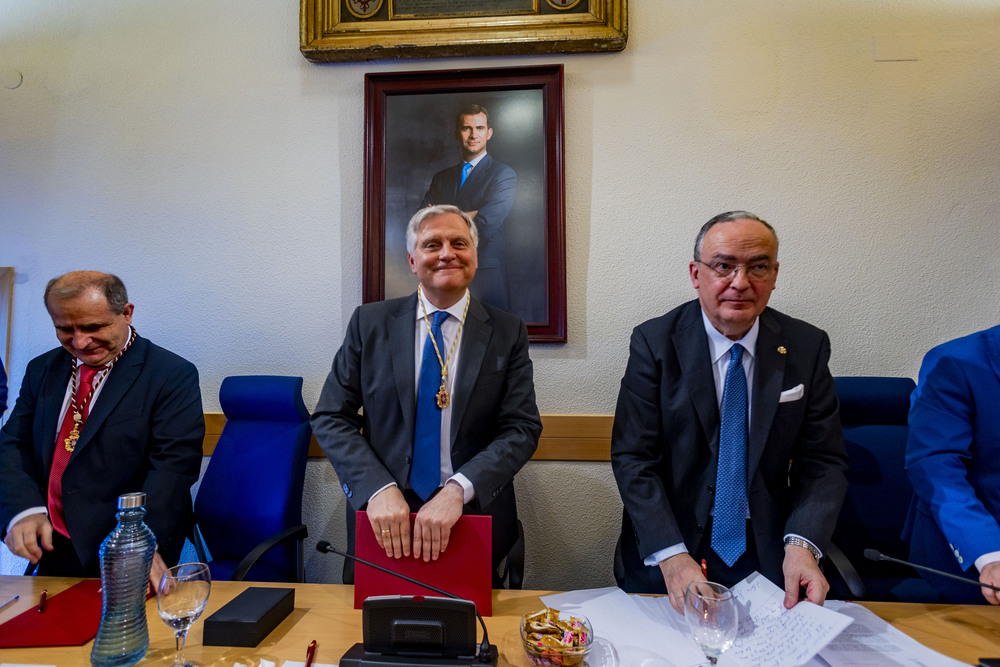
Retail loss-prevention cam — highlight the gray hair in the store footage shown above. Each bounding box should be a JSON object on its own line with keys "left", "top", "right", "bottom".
{"left": 694, "top": 211, "right": 778, "bottom": 261}
{"left": 44, "top": 271, "right": 129, "bottom": 314}
{"left": 405, "top": 205, "right": 480, "bottom": 256}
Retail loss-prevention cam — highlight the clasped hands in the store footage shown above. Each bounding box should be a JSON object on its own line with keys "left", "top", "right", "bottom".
{"left": 366, "top": 481, "right": 465, "bottom": 562}
{"left": 659, "top": 545, "right": 830, "bottom": 614}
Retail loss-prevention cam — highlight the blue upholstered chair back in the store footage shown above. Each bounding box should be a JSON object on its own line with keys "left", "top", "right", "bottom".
{"left": 829, "top": 376, "right": 939, "bottom": 602}
{"left": 193, "top": 375, "right": 311, "bottom": 582}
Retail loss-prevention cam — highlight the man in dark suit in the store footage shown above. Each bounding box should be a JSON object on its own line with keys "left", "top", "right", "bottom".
{"left": 611, "top": 211, "right": 847, "bottom": 613}
{"left": 0, "top": 271, "right": 204, "bottom": 588}
{"left": 904, "top": 325, "right": 1000, "bottom": 604}
{"left": 312, "top": 205, "right": 540, "bottom": 584}
{"left": 421, "top": 104, "right": 516, "bottom": 311}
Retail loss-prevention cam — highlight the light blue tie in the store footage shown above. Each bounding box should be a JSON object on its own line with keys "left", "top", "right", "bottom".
{"left": 460, "top": 162, "right": 473, "bottom": 188}
{"left": 411, "top": 310, "right": 450, "bottom": 501}
{"left": 711, "top": 343, "right": 749, "bottom": 567}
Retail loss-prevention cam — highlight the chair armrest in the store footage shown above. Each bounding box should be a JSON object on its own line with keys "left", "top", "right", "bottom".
{"left": 824, "top": 542, "right": 867, "bottom": 599}
{"left": 232, "top": 524, "right": 309, "bottom": 582}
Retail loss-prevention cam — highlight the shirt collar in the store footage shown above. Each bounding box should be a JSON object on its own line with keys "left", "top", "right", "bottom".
{"left": 465, "top": 151, "right": 488, "bottom": 168}
{"left": 416, "top": 289, "right": 470, "bottom": 323}
{"left": 700, "top": 308, "right": 759, "bottom": 365}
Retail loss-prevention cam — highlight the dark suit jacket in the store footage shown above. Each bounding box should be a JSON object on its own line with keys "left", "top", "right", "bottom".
{"left": 903, "top": 325, "right": 1000, "bottom": 603}
{"left": 0, "top": 334, "right": 205, "bottom": 574}
{"left": 421, "top": 153, "right": 517, "bottom": 310}
{"left": 311, "top": 293, "right": 541, "bottom": 568}
{"left": 611, "top": 300, "right": 848, "bottom": 590}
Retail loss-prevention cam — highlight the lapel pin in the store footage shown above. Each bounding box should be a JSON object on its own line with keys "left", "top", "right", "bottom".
{"left": 777, "top": 346, "right": 787, "bottom": 355}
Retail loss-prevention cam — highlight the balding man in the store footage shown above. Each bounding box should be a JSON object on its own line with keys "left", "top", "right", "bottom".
{"left": 0, "top": 271, "right": 204, "bottom": 587}
{"left": 612, "top": 212, "right": 848, "bottom": 612}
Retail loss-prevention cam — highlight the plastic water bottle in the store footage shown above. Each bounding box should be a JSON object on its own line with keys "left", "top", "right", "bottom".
{"left": 90, "top": 492, "right": 157, "bottom": 666}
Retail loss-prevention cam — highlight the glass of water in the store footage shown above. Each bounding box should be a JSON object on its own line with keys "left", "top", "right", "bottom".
{"left": 684, "top": 581, "right": 738, "bottom": 665}
{"left": 157, "top": 562, "right": 212, "bottom": 667}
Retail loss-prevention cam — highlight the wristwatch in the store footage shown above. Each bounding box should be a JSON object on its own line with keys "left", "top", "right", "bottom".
{"left": 784, "top": 536, "right": 821, "bottom": 562}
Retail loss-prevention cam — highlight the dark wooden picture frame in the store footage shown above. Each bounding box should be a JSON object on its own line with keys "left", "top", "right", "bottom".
{"left": 363, "top": 65, "right": 566, "bottom": 343}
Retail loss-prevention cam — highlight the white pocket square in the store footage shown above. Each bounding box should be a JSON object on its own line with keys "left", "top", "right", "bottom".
{"left": 778, "top": 384, "right": 805, "bottom": 403}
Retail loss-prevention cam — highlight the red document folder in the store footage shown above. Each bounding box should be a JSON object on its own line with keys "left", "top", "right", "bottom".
{"left": 0, "top": 579, "right": 103, "bottom": 647}
{"left": 353, "top": 511, "right": 493, "bottom": 616}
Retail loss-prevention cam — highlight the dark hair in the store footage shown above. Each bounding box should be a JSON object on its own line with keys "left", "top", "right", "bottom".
{"left": 44, "top": 271, "right": 129, "bottom": 314}
{"left": 455, "top": 104, "right": 489, "bottom": 130}
{"left": 694, "top": 211, "right": 778, "bottom": 261}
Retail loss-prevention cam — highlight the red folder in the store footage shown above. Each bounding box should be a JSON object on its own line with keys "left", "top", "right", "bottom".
{"left": 0, "top": 579, "right": 103, "bottom": 647}
{"left": 354, "top": 511, "right": 493, "bottom": 616}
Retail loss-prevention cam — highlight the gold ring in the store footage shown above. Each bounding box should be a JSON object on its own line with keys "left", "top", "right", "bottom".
{"left": 381, "top": 528, "right": 391, "bottom": 534}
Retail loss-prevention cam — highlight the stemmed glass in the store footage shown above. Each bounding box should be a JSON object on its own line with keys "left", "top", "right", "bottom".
{"left": 684, "top": 581, "right": 738, "bottom": 665}
{"left": 157, "top": 562, "right": 212, "bottom": 667}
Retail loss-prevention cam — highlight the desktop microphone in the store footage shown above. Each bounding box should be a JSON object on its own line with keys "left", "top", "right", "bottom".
{"left": 863, "top": 548, "right": 1000, "bottom": 592}
{"left": 315, "top": 540, "right": 496, "bottom": 664}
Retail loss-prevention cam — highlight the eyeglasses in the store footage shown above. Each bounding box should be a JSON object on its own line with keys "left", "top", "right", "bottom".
{"left": 696, "top": 259, "right": 775, "bottom": 280}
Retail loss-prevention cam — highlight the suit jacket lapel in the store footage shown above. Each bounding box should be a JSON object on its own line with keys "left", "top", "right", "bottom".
{"left": 73, "top": 336, "right": 148, "bottom": 456}
{"left": 986, "top": 326, "right": 1000, "bottom": 385}
{"left": 390, "top": 295, "right": 418, "bottom": 439}
{"left": 450, "top": 298, "right": 490, "bottom": 448}
{"left": 38, "top": 351, "right": 74, "bottom": 471}
{"left": 674, "top": 303, "right": 719, "bottom": 452}
{"left": 749, "top": 310, "right": 786, "bottom": 478}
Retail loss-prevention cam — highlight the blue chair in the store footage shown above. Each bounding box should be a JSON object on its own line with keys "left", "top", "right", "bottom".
{"left": 192, "top": 376, "right": 311, "bottom": 582}
{"left": 825, "top": 376, "right": 940, "bottom": 602}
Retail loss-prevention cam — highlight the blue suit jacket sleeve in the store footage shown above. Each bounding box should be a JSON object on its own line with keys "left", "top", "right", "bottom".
{"left": 905, "top": 328, "right": 1000, "bottom": 569}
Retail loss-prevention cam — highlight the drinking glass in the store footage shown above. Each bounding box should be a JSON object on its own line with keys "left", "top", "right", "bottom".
{"left": 684, "top": 581, "right": 738, "bottom": 665}
{"left": 157, "top": 562, "right": 212, "bottom": 667}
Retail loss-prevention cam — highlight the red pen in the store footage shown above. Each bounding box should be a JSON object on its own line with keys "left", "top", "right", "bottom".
{"left": 305, "top": 639, "right": 317, "bottom": 667}
{"left": 700, "top": 559, "right": 708, "bottom": 579}
{"left": 37, "top": 589, "right": 47, "bottom": 613}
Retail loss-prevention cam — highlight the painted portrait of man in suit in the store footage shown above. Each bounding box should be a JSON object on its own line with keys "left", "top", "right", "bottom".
{"left": 382, "top": 89, "right": 548, "bottom": 326}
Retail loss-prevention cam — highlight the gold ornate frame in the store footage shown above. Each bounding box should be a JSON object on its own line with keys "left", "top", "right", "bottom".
{"left": 300, "top": 0, "right": 626, "bottom": 63}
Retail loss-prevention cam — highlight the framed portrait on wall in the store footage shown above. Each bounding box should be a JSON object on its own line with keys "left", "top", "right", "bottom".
{"left": 363, "top": 65, "right": 566, "bottom": 343}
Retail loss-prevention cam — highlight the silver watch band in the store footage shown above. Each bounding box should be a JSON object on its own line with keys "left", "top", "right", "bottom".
{"left": 784, "top": 536, "right": 821, "bottom": 561}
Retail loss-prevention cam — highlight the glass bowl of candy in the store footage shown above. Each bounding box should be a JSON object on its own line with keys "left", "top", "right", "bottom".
{"left": 520, "top": 608, "right": 593, "bottom": 666}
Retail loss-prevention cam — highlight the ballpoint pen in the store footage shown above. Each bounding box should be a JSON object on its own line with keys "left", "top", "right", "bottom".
{"left": 0, "top": 595, "right": 18, "bottom": 611}
{"left": 37, "top": 589, "right": 47, "bottom": 613}
{"left": 305, "top": 639, "right": 317, "bottom": 667}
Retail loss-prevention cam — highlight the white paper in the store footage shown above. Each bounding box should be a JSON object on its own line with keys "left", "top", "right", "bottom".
{"left": 720, "top": 573, "right": 853, "bottom": 667}
{"left": 541, "top": 586, "right": 705, "bottom": 666}
{"left": 816, "top": 601, "right": 968, "bottom": 667}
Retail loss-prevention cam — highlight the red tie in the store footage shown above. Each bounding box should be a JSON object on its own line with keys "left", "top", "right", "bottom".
{"left": 47, "top": 364, "right": 102, "bottom": 537}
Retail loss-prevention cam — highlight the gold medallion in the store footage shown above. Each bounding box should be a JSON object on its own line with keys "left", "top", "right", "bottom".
{"left": 436, "top": 385, "right": 450, "bottom": 409}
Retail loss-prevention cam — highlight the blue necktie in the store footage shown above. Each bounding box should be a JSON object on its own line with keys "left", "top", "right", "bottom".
{"left": 460, "top": 162, "right": 473, "bottom": 188}
{"left": 411, "top": 310, "right": 450, "bottom": 501}
{"left": 711, "top": 343, "right": 749, "bottom": 567}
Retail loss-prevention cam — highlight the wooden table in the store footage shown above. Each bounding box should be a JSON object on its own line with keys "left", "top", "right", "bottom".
{"left": 1, "top": 577, "right": 998, "bottom": 665}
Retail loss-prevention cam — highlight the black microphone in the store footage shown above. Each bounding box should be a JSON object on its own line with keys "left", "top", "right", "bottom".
{"left": 316, "top": 540, "right": 495, "bottom": 664}
{"left": 863, "top": 548, "right": 1000, "bottom": 592}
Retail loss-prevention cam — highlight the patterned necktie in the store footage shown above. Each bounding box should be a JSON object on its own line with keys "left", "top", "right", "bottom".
{"left": 711, "top": 344, "right": 749, "bottom": 567}
{"left": 411, "top": 310, "right": 450, "bottom": 501}
{"left": 48, "top": 364, "right": 102, "bottom": 537}
{"left": 460, "top": 162, "right": 473, "bottom": 188}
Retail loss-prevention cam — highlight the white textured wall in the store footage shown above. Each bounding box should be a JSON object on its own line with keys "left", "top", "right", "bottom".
{"left": 2, "top": 1, "right": 999, "bottom": 588}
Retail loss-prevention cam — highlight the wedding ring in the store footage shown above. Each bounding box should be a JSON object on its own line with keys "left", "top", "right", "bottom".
{"left": 381, "top": 528, "right": 391, "bottom": 535}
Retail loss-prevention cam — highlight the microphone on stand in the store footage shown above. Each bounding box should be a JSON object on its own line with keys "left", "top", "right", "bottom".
{"left": 863, "top": 549, "right": 1000, "bottom": 592}
{"left": 316, "top": 540, "right": 497, "bottom": 665}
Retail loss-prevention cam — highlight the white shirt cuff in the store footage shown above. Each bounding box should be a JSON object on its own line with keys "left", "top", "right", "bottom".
{"left": 975, "top": 550, "right": 1000, "bottom": 572}
{"left": 645, "top": 542, "right": 689, "bottom": 566}
{"left": 367, "top": 483, "right": 397, "bottom": 506}
{"left": 6, "top": 506, "right": 48, "bottom": 536}
{"left": 448, "top": 473, "right": 475, "bottom": 504}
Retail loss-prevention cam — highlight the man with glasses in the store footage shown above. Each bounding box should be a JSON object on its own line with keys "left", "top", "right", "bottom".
{"left": 611, "top": 211, "right": 848, "bottom": 613}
